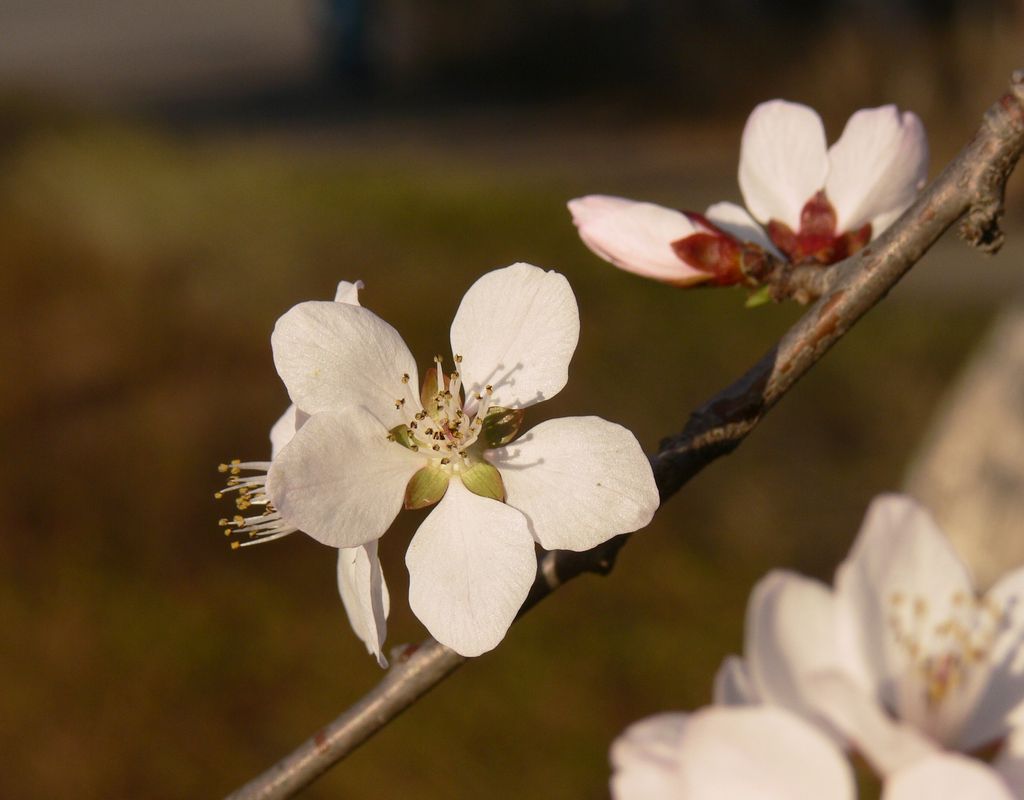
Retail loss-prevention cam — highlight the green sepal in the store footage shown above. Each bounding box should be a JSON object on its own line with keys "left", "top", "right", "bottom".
{"left": 404, "top": 466, "right": 450, "bottom": 510}
{"left": 389, "top": 424, "right": 418, "bottom": 450}
{"left": 460, "top": 461, "right": 505, "bottom": 502}
{"left": 480, "top": 407, "right": 525, "bottom": 448}
{"left": 744, "top": 286, "right": 773, "bottom": 309}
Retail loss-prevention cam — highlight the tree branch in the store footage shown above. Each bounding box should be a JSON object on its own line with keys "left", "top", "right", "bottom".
{"left": 225, "top": 70, "right": 1024, "bottom": 800}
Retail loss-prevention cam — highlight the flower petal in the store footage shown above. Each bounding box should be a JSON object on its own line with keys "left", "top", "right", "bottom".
{"left": 713, "top": 655, "right": 758, "bottom": 705}
{"left": 704, "top": 201, "right": 785, "bottom": 259}
{"left": 884, "top": 753, "right": 1014, "bottom": 800}
{"left": 612, "top": 706, "right": 855, "bottom": 800}
{"left": 834, "top": 494, "right": 974, "bottom": 724}
{"left": 568, "top": 195, "right": 710, "bottom": 285}
{"left": 449, "top": 263, "right": 580, "bottom": 410}
{"left": 610, "top": 712, "right": 691, "bottom": 800}
{"left": 825, "top": 106, "right": 928, "bottom": 234}
{"left": 270, "top": 403, "right": 300, "bottom": 459}
{"left": 956, "top": 567, "right": 1024, "bottom": 751}
{"left": 487, "top": 416, "right": 658, "bottom": 551}
{"left": 738, "top": 100, "right": 829, "bottom": 230}
{"left": 271, "top": 300, "right": 418, "bottom": 426}
{"left": 337, "top": 540, "right": 390, "bottom": 668}
{"left": 804, "top": 671, "right": 936, "bottom": 777}
{"left": 334, "top": 279, "right": 364, "bottom": 305}
{"left": 405, "top": 479, "right": 536, "bottom": 656}
{"left": 268, "top": 405, "right": 423, "bottom": 548}
{"left": 744, "top": 571, "right": 843, "bottom": 724}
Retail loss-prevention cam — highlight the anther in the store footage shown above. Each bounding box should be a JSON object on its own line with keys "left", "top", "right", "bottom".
{"left": 401, "top": 373, "right": 410, "bottom": 383}
{"left": 440, "top": 457, "right": 451, "bottom": 465}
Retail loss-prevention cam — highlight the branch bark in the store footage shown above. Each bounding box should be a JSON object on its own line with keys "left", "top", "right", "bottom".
{"left": 225, "top": 70, "right": 1024, "bottom": 800}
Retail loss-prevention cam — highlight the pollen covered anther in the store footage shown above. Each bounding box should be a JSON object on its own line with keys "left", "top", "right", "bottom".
{"left": 214, "top": 459, "right": 297, "bottom": 548}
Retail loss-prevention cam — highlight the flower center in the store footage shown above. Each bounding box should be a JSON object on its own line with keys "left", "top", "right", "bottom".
{"left": 215, "top": 460, "right": 297, "bottom": 549}
{"left": 886, "top": 589, "right": 1011, "bottom": 741}
{"left": 387, "top": 354, "right": 495, "bottom": 474}
{"left": 766, "top": 191, "right": 872, "bottom": 265}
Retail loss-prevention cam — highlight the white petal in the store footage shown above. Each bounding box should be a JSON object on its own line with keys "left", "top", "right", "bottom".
{"left": 268, "top": 280, "right": 364, "bottom": 458}
{"left": 884, "top": 754, "right": 1014, "bottom": 800}
{"left": 825, "top": 106, "right": 928, "bottom": 234}
{"left": 337, "top": 541, "right": 390, "bottom": 668}
{"left": 271, "top": 300, "right": 418, "bottom": 426}
{"left": 745, "top": 571, "right": 843, "bottom": 723}
{"left": 487, "top": 416, "right": 658, "bottom": 551}
{"left": 270, "top": 403, "right": 300, "bottom": 459}
{"left": 957, "top": 567, "right": 1024, "bottom": 751}
{"left": 704, "top": 201, "right": 785, "bottom": 259}
{"left": 334, "top": 279, "right": 364, "bottom": 305}
{"left": 610, "top": 712, "right": 691, "bottom": 800}
{"left": 713, "top": 655, "right": 759, "bottom": 705}
{"left": 834, "top": 494, "right": 974, "bottom": 721}
{"left": 405, "top": 480, "right": 536, "bottom": 657}
{"left": 568, "top": 195, "right": 710, "bottom": 285}
{"left": 804, "top": 671, "right": 937, "bottom": 777}
{"left": 449, "top": 263, "right": 580, "bottom": 409}
{"left": 268, "top": 406, "right": 423, "bottom": 549}
{"left": 613, "top": 706, "right": 855, "bottom": 800}
{"left": 738, "top": 100, "right": 829, "bottom": 230}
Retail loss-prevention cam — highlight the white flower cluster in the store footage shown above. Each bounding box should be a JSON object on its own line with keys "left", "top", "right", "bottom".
{"left": 611, "top": 495, "right": 1024, "bottom": 800}
{"left": 219, "top": 264, "right": 659, "bottom": 660}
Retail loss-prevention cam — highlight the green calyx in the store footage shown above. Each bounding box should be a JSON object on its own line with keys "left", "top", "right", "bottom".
{"left": 460, "top": 461, "right": 506, "bottom": 502}
{"left": 480, "top": 407, "right": 525, "bottom": 448}
{"left": 745, "top": 286, "right": 774, "bottom": 309}
{"left": 404, "top": 466, "right": 450, "bottom": 510}
{"left": 389, "top": 424, "right": 419, "bottom": 450}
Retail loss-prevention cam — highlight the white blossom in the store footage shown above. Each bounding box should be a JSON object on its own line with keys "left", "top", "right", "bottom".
{"left": 715, "top": 494, "right": 1024, "bottom": 764}
{"left": 266, "top": 263, "right": 659, "bottom": 656}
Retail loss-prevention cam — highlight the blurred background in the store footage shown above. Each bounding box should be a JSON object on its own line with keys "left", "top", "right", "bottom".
{"left": 3, "top": 1, "right": 1024, "bottom": 797}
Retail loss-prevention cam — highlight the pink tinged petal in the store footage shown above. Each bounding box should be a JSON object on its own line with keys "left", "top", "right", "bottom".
{"left": 334, "top": 279, "right": 364, "bottom": 305}
{"left": 745, "top": 571, "right": 844, "bottom": 724}
{"left": 738, "top": 100, "right": 829, "bottom": 231}
{"left": 449, "top": 263, "right": 580, "bottom": 410}
{"left": 405, "top": 479, "right": 536, "bottom": 657}
{"left": 613, "top": 706, "right": 855, "bottom": 800}
{"left": 568, "top": 195, "right": 711, "bottom": 286}
{"left": 487, "top": 416, "right": 658, "bottom": 552}
{"left": 271, "top": 301, "right": 418, "bottom": 427}
{"left": 713, "top": 655, "right": 759, "bottom": 705}
{"left": 884, "top": 753, "right": 1015, "bottom": 800}
{"left": 956, "top": 567, "right": 1024, "bottom": 751}
{"left": 337, "top": 541, "right": 390, "bottom": 668}
{"left": 834, "top": 494, "right": 975, "bottom": 731}
{"left": 825, "top": 106, "right": 928, "bottom": 235}
{"left": 267, "top": 406, "right": 423, "bottom": 549}
{"left": 704, "top": 201, "right": 785, "bottom": 260}
{"left": 804, "top": 671, "right": 937, "bottom": 777}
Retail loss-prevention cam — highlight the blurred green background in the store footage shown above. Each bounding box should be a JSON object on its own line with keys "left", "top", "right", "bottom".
{"left": 2, "top": 1, "right": 1023, "bottom": 797}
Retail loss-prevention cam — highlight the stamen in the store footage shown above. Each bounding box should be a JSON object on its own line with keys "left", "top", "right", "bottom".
{"left": 216, "top": 460, "right": 297, "bottom": 549}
